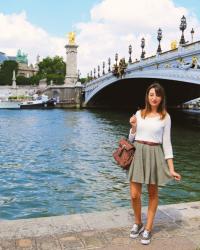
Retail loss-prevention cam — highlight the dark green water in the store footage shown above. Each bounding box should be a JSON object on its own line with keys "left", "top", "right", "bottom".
{"left": 0, "top": 108, "right": 199, "bottom": 220}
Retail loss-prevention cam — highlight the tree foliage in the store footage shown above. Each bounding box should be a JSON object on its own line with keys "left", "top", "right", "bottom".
{"left": 38, "top": 56, "right": 66, "bottom": 84}
{"left": 0, "top": 56, "right": 66, "bottom": 86}
{"left": 0, "top": 60, "right": 18, "bottom": 85}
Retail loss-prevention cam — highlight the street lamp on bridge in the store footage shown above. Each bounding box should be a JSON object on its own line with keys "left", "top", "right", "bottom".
{"left": 98, "top": 65, "right": 100, "bottom": 77}
{"left": 102, "top": 61, "right": 105, "bottom": 75}
{"left": 157, "top": 28, "right": 162, "bottom": 54}
{"left": 128, "top": 45, "right": 132, "bottom": 63}
{"left": 115, "top": 53, "right": 118, "bottom": 66}
{"left": 179, "top": 15, "right": 187, "bottom": 46}
{"left": 141, "top": 38, "right": 145, "bottom": 59}
{"left": 77, "top": 69, "right": 80, "bottom": 80}
{"left": 93, "top": 68, "right": 96, "bottom": 79}
{"left": 108, "top": 57, "right": 111, "bottom": 72}
{"left": 191, "top": 28, "right": 194, "bottom": 43}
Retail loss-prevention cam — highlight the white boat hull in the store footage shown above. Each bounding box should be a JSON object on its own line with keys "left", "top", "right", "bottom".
{"left": 0, "top": 101, "right": 21, "bottom": 109}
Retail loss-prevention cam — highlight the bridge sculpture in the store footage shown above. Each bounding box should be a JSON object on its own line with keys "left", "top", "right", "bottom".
{"left": 84, "top": 16, "right": 200, "bottom": 108}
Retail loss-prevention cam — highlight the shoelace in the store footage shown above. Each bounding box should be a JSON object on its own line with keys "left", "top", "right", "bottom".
{"left": 132, "top": 224, "right": 138, "bottom": 232}
{"left": 143, "top": 230, "right": 150, "bottom": 238}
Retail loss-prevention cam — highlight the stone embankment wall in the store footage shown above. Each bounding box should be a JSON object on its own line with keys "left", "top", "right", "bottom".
{"left": 0, "top": 86, "right": 38, "bottom": 97}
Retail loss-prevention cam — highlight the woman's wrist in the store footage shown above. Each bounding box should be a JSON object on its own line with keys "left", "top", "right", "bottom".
{"left": 130, "top": 127, "right": 136, "bottom": 134}
{"left": 167, "top": 158, "right": 175, "bottom": 172}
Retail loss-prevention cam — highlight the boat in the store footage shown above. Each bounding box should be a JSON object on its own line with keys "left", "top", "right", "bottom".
{"left": 20, "top": 94, "right": 56, "bottom": 109}
{"left": 0, "top": 98, "right": 20, "bottom": 109}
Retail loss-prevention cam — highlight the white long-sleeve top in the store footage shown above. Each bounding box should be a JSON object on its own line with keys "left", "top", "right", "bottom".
{"left": 129, "top": 110, "right": 173, "bottom": 159}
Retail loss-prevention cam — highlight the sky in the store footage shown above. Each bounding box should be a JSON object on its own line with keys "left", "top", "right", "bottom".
{"left": 0, "top": 0, "right": 200, "bottom": 76}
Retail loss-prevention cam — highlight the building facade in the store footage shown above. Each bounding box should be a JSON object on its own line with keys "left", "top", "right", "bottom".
{"left": 0, "top": 50, "right": 38, "bottom": 77}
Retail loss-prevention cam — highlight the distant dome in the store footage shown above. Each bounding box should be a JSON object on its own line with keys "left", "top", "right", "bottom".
{"left": 0, "top": 52, "right": 8, "bottom": 64}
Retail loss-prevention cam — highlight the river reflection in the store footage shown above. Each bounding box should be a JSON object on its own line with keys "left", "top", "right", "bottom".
{"left": 0, "top": 109, "right": 199, "bottom": 219}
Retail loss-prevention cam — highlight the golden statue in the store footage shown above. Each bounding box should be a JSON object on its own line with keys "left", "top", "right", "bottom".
{"left": 68, "top": 32, "right": 75, "bottom": 45}
{"left": 192, "top": 56, "right": 197, "bottom": 64}
{"left": 171, "top": 40, "right": 177, "bottom": 50}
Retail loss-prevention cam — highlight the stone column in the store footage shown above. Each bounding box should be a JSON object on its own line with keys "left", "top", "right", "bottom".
{"left": 64, "top": 44, "right": 78, "bottom": 86}
{"left": 12, "top": 70, "right": 16, "bottom": 88}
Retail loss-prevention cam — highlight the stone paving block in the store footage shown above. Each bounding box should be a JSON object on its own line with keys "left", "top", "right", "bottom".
{"left": 81, "top": 208, "right": 139, "bottom": 231}
{"left": 11, "top": 217, "right": 54, "bottom": 239}
{"left": 100, "top": 247, "right": 131, "bottom": 250}
{"left": 16, "top": 238, "right": 36, "bottom": 250}
{"left": 159, "top": 201, "right": 200, "bottom": 222}
{"left": 154, "top": 208, "right": 174, "bottom": 224}
{"left": 58, "top": 234, "right": 84, "bottom": 250}
{"left": 0, "top": 222, "right": 17, "bottom": 240}
{"left": 128, "top": 236, "right": 197, "bottom": 250}
{"left": 101, "top": 228, "right": 126, "bottom": 240}
{"left": 0, "top": 239, "right": 16, "bottom": 250}
{"left": 189, "top": 234, "right": 200, "bottom": 248}
{"left": 109, "top": 236, "right": 132, "bottom": 246}
{"left": 36, "top": 236, "right": 61, "bottom": 250}
{"left": 81, "top": 211, "right": 119, "bottom": 230}
{"left": 77, "top": 230, "right": 107, "bottom": 249}
{"left": 175, "top": 217, "right": 200, "bottom": 230}
{"left": 51, "top": 214, "right": 89, "bottom": 234}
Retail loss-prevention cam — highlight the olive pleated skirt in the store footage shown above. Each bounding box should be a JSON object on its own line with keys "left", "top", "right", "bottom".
{"left": 127, "top": 141, "right": 173, "bottom": 186}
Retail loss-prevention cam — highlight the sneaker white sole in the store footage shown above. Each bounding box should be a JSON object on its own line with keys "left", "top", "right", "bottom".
{"left": 130, "top": 226, "right": 144, "bottom": 239}
{"left": 141, "top": 239, "right": 151, "bottom": 245}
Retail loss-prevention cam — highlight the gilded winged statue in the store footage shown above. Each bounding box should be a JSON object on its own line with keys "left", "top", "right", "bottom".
{"left": 68, "top": 32, "right": 75, "bottom": 45}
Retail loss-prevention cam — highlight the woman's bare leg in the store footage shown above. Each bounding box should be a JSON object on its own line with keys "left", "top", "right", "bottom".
{"left": 145, "top": 184, "right": 158, "bottom": 231}
{"left": 130, "top": 182, "right": 142, "bottom": 224}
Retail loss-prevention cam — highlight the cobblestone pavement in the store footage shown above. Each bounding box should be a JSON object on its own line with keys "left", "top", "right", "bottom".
{"left": 0, "top": 201, "right": 199, "bottom": 250}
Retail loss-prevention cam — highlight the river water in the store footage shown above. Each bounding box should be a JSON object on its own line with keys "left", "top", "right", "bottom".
{"left": 0, "top": 108, "right": 199, "bottom": 220}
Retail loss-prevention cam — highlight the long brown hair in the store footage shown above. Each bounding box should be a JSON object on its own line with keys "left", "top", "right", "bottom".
{"left": 141, "top": 83, "right": 167, "bottom": 120}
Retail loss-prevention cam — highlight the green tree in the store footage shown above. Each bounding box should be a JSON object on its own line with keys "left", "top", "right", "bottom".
{"left": 0, "top": 60, "right": 18, "bottom": 85}
{"left": 80, "top": 78, "right": 87, "bottom": 85}
{"left": 29, "top": 75, "right": 42, "bottom": 85}
{"left": 16, "top": 76, "right": 31, "bottom": 85}
{"left": 38, "top": 56, "right": 66, "bottom": 84}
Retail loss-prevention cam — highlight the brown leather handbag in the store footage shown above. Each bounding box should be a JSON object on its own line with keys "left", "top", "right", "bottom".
{"left": 113, "top": 138, "right": 135, "bottom": 170}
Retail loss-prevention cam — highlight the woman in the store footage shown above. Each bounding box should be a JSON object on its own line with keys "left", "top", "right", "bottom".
{"left": 128, "top": 83, "right": 181, "bottom": 245}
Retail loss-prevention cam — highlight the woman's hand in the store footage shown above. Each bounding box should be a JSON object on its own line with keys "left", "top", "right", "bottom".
{"left": 129, "top": 115, "right": 137, "bottom": 128}
{"left": 170, "top": 170, "right": 181, "bottom": 181}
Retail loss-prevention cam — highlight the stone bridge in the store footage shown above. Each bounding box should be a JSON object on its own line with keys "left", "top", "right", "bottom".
{"left": 84, "top": 41, "right": 200, "bottom": 108}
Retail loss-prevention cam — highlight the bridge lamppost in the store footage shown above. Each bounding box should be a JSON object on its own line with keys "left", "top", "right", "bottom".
{"left": 128, "top": 45, "right": 132, "bottom": 63}
{"left": 157, "top": 28, "right": 162, "bottom": 54}
{"left": 179, "top": 15, "right": 187, "bottom": 46}
{"left": 90, "top": 70, "right": 93, "bottom": 80}
{"left": 141, "top": 38, "right": 145, "bottom": 59}
{"left": 102, "top": 61, "right": 105, "bottom": 75}
{"left": 115, "top": 53, "right": 118, "bottom": 66}
{"left": 94, "top": 68, "right": 96, "bottom": 79}
{"left": 108, "top": 57, "right": 111, "bottom": 72}
{"left": 77, "top": 69, "right": 80, "bottom": 80}
{"left": 191, "top": 28, "right": 194, "bottom": 43}
{"left": 87, "top": 73, "right": 90, "bottom": 82}
{"left": 97, "top": 65, "right": 100, "bottom": 77}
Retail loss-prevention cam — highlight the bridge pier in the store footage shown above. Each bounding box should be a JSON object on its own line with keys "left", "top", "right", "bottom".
{"left": 43, "top": 84, "right": 83, "bottom": 108}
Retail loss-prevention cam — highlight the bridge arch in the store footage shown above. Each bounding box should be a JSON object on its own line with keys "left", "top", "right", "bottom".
{"left": 85, "top": 70, "right": 200, "bottom": 108}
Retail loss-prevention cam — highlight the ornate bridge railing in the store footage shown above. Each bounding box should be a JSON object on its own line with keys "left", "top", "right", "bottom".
{"left": 85, "top": 41, "right": 200, "bottom": 104}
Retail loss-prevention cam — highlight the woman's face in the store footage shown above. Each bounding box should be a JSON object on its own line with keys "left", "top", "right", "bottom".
{"left": 148, "top": 88, "right": 162, "bottom": 108}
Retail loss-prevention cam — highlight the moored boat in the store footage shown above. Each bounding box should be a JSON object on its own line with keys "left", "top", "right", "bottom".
{"left": 20, "top": 94, "right": 56, "bottom": 109}
{"left": 0, "top": 99, "right": 20, "bottom": 109}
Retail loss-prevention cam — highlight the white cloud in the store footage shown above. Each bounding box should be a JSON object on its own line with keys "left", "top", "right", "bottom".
{"left": 0, "top": 0, "right": 200, "bottom": 77}
{"left": 76, "top": 0, "right": 200, "bottom": 76}
{"left": 0, "top": 11, "right": 66, "bottom": 64}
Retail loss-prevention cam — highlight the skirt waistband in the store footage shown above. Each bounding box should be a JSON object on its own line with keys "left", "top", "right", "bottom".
{"left": 135, "top": 140, "right": 161, "bottom": 146}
